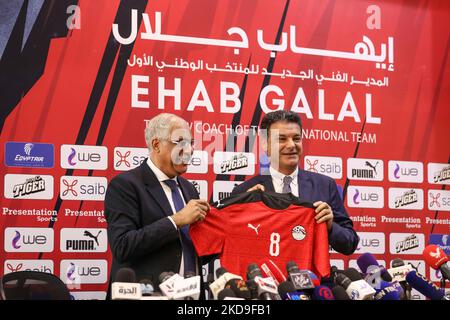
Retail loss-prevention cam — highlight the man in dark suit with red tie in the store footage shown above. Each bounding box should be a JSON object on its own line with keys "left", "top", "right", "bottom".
{"left": 231, "top": 110, "right": 359, "bottom": 255}
{"left": 104, "top": 113, "right": 210, "bottom": 295}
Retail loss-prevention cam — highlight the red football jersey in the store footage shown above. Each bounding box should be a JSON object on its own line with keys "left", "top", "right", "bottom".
{"left": 190, "top": 191, "right": 330, "bottom": 279}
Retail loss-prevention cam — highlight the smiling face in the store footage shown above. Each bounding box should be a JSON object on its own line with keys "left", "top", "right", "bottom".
{"left": 265, "top": 120, "right": 302, "bottom": 175}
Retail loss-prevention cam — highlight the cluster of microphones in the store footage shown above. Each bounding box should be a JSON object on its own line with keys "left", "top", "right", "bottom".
{"left": 111, "top": 244, "right": 449, "bottom": 300}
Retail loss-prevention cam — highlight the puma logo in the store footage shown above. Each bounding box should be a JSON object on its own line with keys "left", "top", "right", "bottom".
{"left": 248, "top": 223, "right": 260, "bottom": 235}
{"left": 216, "top": 199, "right": 225, "bottom": 208}
{"left": 365, "top": 161, "right": 379, "bottom": 174}
{"left": 84, "top": 230, "right": 102, "bottom": 246}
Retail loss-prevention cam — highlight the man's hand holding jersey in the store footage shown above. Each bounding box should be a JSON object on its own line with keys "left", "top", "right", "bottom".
{"left": 245, "top": 185, "right": 334, "bottom": 232}
{"left": 172, "top": 199, "right": 210, "bottom": 227}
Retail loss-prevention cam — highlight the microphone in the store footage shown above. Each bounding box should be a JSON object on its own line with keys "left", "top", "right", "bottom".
{"left": 184, "top": 271, "right": 197, "bottom": 278}
{"left": 114, "top": 267, "right": 136, "bottom": 282}
{"left": 224, "top": 278, "right": 251, "bottom": 300}
{"left": 334, "top": 268, "right": 376, "bottom": 300}
{"left": 331, "top": 285, "right": 350, "bottom": 300}
{"left": 260, "top": 259, "right": 287, "bottom": 286}
{"left": 405, "top": 270, "right": 448, "bottom": 300}
{"left": 139, "top": 279, "right": 154, "bottom": 297}
{"left": 277, "top": 281, "right": 310, "bottom": 300}
{"left": 357, "top": 253, "right": 392, "bottom": 282}
{"left": 373, "top": 281, "right": 403, "bottom": 300}
{"left": 247, "top": 263, "right": 280, "bottom": 300}
{"left": 111, "top": 268, "right": 141, "bottom": 300}
{"left": 218, "top": 288, "right": 236, "bottom": 300}
{"left": 209, "top": 267, "right": 243, "bottom": 300}
{"left": 311, "top": 285, "right": 335, "bottom": 300}
{"left": 173, "top": 275, "right": 201, "bottom": 300}
{"left": 158, "top": 271, "right": 184, "bottom": 299}
{"left": 423, "top": 244, "right": 450, "bottom": 280}
{"left": 217, "top": 288, "right": 245, "bottom": 300}
{"left": 387, "top": 258, "right": 412, "bottom": 300}
{"left": 285, "top": 261, "right": 315, "bottom": 291}
{"left": 302, "top": 270, "right": 320, "bottom": 287}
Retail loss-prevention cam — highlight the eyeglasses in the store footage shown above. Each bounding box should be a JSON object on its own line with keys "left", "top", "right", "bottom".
{"left": 169, "top": 139, "right": 195, "bottom": 148}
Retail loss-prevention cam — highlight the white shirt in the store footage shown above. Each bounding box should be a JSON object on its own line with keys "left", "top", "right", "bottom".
{"left": 269, "top": 166, "right": 299, "bottom": 197}
{"left": 146, "top": 158, "right": 189, "bottom": 275}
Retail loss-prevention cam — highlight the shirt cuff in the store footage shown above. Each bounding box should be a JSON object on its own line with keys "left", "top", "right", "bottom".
{"left": 167, "top": 216, "right": 178, "bottom": 230}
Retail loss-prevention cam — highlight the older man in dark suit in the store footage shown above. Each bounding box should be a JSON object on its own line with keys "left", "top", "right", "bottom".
{"left": 105, "top": 113, "right": 210, "bottom": 293}
{"left": 231, "top": 110, "right": 359, "bottom": 255}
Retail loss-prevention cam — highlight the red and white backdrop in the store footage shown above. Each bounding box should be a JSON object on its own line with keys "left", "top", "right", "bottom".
{"left": 0, "top": 0, "right": 449, "bottom": 299}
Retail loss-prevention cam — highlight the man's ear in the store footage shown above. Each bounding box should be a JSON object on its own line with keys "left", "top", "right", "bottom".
{"left": 151, "top": 138, "right": 160, "bottom": 153}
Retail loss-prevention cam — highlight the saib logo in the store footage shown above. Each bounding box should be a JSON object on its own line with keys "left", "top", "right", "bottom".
{"left": 428, "top": 190, "right": 450, "bottom": 212}
{"left": 5, "top": 142, "right": 54, "bottom": 168}
{"left": 113, "top": 147, "right": 148, "bottom": 171}
{"left": 60, "top": 176, "right": 107, "bottom": 201}
{"left": 4, "top": 260, "right": 54, "bottom": 275}
{"left": 304, "top": 156, "right": 342, "bottom": 179}
{"left": 6, "top": 262, "right": 23, "bottom": 273}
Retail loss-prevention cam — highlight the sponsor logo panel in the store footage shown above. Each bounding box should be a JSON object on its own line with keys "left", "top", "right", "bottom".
{"left": 213, "top": 152, "right": 255, "bottom": 175}
{"left": 61, "top": 145, "right": 108, "bottom": 170}
{"left": 60, "top": 228, "right": 107, "bottom": 252}
{"left": 5, "top": 142, "right": 54, "bottom": 168}
{"left": 347, "top": 158, "right": 384, "bottom": 181}
{"left": 304, "top": 156, "right": 343, "bottom": 179}
{"left": 4, "top": 174, "right": 54, "bottom": 200}
{"left": 60, "top": 176, "right": 107, "bottom": 201}
{"left": 4, "top": 228, "right": 54, "bottom": 252}
{"left": 388, "top": 160, "right": 423, "bottom": 183}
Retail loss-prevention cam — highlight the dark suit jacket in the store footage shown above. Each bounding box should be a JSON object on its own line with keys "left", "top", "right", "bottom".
{"left": 104, "top": 160, "right": 203, "bottom": 293}
{"left": 231, "top": 169, "right": 359, "bottom": 255}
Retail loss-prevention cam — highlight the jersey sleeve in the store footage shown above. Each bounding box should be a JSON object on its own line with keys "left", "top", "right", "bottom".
{"left": 189, "top": 207, "right": 227, "bottom": 257}
{"left": 313, "top": 221, "right": 331, "bottom": 278}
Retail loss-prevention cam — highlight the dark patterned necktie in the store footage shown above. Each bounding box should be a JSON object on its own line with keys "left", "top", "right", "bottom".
{"left": 163, "top": 179, "right": 196, "bottom": 274}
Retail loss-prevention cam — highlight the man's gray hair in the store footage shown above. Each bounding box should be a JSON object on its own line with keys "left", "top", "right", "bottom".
{"left": 144, "top": 113, "right": 186, "bottom": 150}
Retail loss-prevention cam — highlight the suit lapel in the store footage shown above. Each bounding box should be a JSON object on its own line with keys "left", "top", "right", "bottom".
{"left": 260, "top": 171, "right": 275, "bottom": 192}
{"left": 298, "top": 169, "right": 313, "bottom": 201}
{"left": 140, "top": 161, "right": 173, "bottom": 217}
{"left": 178, "top": 177, "right": 194, "bottom": 203}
